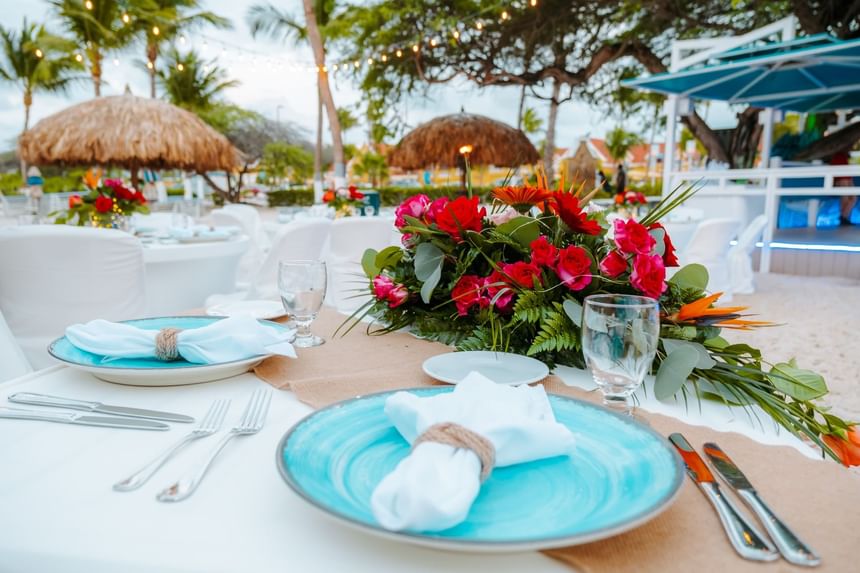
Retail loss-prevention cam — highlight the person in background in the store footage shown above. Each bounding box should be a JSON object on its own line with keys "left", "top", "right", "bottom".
{"left": 831, "top": 149, "right": 856, "bottom": 225}
{"left": 614, "top": 163, "right": 627, "bottom": 198}
{"left": 598, "top": 170, "right": 613, "bottom": 195}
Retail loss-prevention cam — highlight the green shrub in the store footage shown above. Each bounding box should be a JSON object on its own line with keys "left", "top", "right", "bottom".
{"left": 267, "top": 186, "right": 496, "bottom": 208}
{"left": 0, "top": 172, "right": 22, "bottom": 194}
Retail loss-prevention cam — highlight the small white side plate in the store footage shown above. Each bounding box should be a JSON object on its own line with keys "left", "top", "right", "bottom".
{"left": 206, "top": 300, "right": 286, "bottom": 320}
{"left": 422, "top": 351, "right": 549, "bottom": 386}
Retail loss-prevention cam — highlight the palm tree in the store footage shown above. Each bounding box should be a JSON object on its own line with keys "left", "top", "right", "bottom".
{"left": 157, "top": 48, "right": 238, "bottom": 112}
{"left": 605, "top": 126, "right": 643, "bottom": 164}
{"left": 520, "top": 107, "right": 543, "bottom": 140}
{"left": 247, "top": 1, "right": 345, "bottom": 198}
{"left": 51, "top": 0, "right": 130, "bottom": 96}
{"left": 352, "top": 150, "right": 388, "bottom": 187}
{"left": 128, "top": 0, "right": 231, "bottom": 98}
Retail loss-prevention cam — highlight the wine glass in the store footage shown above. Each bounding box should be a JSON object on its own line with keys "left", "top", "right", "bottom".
{"left": 278, "top": 260, "right": 327, "bottom": 348}
{"left": 581, "top": 294, "right": 659, "bottom": 416}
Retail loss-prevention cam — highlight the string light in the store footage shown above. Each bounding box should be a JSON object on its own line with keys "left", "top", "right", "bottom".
{"left": 475, "top": 21, "right": 483, "bottom": 31}
{"left": 179, "top": 35, "right": 186, "bottom": 44}
{"left": 367, "top": 57, "right": 373, "bottom": 65}
{"left": 501, "top": 10, "right": 509, "bottom": 20}
{"left": 84, "top": 0, "right": 93, "bottom": 9}
{"left": 34, "top": 48, "right": 43, "bottom": 58}
{"left": 332, "top": 63, "right": 338, "bottom": 71}
{"left": 74, "top": 53, "right": 83, "bottom": 62}
{"left": 152, "top": 26, "right": 159, "bottom": 36}
{"left": 322, "top": 65, "right": 328, "bottom": 72}
{"left": 122, "top": 13, "right": 130, "bottom": 24}
{"left": 412, "top": 43, "right": 419, "bottom": 52}
{"left": 177, "top": 63, "right": 184, "bottom": 71}
{"left": 353, "top": 60, "right": 360, "bottom": 68}
{"left": 429, "top": 38, "right": 437, "bottom": 47}
{"left": 396, "top": 49, "right": 402, "bottom": 58}
{"left": 530, "top": 0, "right": 537, "bottom": 6}
{"left": 381, "top": 54, "right": 388, "bottom": 62}
{"left": 146, "top": 61, "right": 153, "bottom": 69}
{"left": 452, "top": 30, "right": 460, "bottom": 40}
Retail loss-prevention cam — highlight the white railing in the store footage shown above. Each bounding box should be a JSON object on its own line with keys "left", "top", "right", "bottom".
{"left": 668, "top": 165, "right": 860, "bottom": 272}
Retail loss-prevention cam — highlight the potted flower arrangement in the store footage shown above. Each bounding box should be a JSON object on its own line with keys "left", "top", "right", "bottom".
{"left": 613, "top": 190, "right": 649, "bottom": 218}
{"left": 344, "top": 175, "right": 859, "bottom": 465}
{"left": 323, "top": 185, "right": 365, "bottom": 218}
{"left": 55, "top": 169, "right": 149, "bottom": 229}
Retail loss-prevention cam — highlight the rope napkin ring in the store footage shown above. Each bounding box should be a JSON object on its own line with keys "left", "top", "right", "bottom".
{"left": 154, "top": 328, "right": 182, "bottom": 361}
{"left": 413, "top": 422, "right": 496, "bottom": 481}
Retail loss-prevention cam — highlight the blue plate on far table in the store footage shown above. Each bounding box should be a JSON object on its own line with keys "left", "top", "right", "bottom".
{"left": 276, "top": 387, "right": 683, "bottom": 552}
{"left": 49, "top": 316, "right": 292, "bottom": 387}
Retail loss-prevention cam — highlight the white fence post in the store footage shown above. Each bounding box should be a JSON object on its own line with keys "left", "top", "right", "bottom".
{"left": 760, "top": 172, "right": 778, "bottom": 273}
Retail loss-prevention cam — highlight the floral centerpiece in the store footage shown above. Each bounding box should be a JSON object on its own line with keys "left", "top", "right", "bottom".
{"left": 55, "top": 169, "right": 149, "bottom": 228}
{"left": 612, "top": 190, "right": 649, "bottom": 218}
{"left": 323, "top": 185, "right": 365, "bottom": 217}
{"left": 345, "top": 176, "right": 858, "bottom": 465}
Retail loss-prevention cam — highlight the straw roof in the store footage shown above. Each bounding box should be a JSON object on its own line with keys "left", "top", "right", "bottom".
{"left": 566, "top": 141, "right": 597, "bottom": 192}
{"left": 19, "top": 94, "right": 241, "bottom": 172}
{"left": 388, "top": 112, "right": 539, "bottom": 169}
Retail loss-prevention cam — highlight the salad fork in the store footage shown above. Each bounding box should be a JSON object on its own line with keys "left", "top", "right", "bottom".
{"left": 113, "top": 399, "right": 230, "bottom": 492}
{"left": 157, "top": 388, "right": 272, "bottom": 502}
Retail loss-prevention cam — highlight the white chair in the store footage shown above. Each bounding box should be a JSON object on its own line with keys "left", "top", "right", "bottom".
{"left": 678, "top": 218, "right": 742, "bottom": 301}
{"left": 206, "top": 218, "right": 333, "bottom": 305}
{"left": 0, "top": 225, "right": 146, "bottom": 368}
{"left": 223, "top": 203, "right": 270, "bottom": 251}
{"left": 0, "top": 307, "right": 31, "bottom": 382}
{"left": 211, "top": 208, "right": 266, "bottom": 283}
{"left": 324, "top": 217, "right": 397, "bottom": 313}
{"left": 727, "top": 215, "right": 768, "bottom": 295}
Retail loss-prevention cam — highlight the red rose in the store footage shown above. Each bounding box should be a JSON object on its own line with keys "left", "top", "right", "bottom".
{"left": 68, "top": 195, "right": 82, "bottom": 208}
{"left": 550, "top": 192, "right": 601, "bottom": 235}
{"left": 94, "top": 195, "right": 113, "bottom": 213}
{"left": 599, "top": 249, "right": 628, "bottom": 278}
{"left": 636, "top": 192, "right": 647, "bottom": 204}
{"left": 484, "top": 271, "right": 516, "bottom": 313}
{"left": 451, "top": 274, "right": 488, "bottom": 316}
{"left": 529, "top": 236, "right": 557, "bottom": 267}
{"left": 134, "top": 191, "right": 147, "bottom": 204}
{"left": 630, "top": 253, "right": 667, "bottom": 299}
{"left": 348, "top": 185, "right": 365, "bottom": 200}
{"left": 499, "top": 261, "right": 541, "bottom": 289}
{"left": 435, "top": 196, "right": 486, "bottom": 242}
{"left": 554, "top": 245, "right": 593, "bottom": 291}
{"left": 613, "top": 218, "right": 656, "bottom": 255}
{"left": 647, "top": 222, "right": 679, "bottom": 267}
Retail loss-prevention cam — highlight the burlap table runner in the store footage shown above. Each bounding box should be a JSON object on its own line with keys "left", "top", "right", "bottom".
{"left": 255, "top": 309, "right": 860, "bottom": 572}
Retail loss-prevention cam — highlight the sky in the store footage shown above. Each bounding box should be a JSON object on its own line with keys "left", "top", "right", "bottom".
{"left": 0, "top": 0, "right": 737, "bottom": 153}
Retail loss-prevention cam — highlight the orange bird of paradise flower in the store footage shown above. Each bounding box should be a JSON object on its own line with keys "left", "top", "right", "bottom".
{"left": 83, "top": 168, "right": 102, "bottom": 190}
{"left": 668, "top": 292, "right": 773, "bottom": 330}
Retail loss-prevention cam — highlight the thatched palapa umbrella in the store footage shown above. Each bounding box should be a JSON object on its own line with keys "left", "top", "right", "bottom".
{"left": 19, "top": 93, "right": 240, "bottom": 189}
{"left": 566, "top": 140, "right": 597, "bottom": 193}
{"left": 388, "top": 112, "right": 539, "bottom": 187}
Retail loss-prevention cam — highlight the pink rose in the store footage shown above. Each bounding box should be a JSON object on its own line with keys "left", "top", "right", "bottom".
{"left": 372, "top": 275, "right": 395, "bottom": 300}
{"left": 488, "top": 207, "right": 518, "bottom": 226}
{"left": 485, "top": 271, "right": 516, "bottom": 314}
{"left": 394, "top": 194, "right": 431, "bottom": 228}
{"left": 630, "top": 253, "right": 667, "bottom": 299}
{"left": 554, "top": 245, "right": 592, "bottom": 291}
{"left": 599, "top": 250, "right": 628, "bottom": 278}
{"left": 387, "top": 284, "right": 409, "bottom": 308}
{"left": 614, "top": 218, "right": 656, "bottom": 255}
{"left": 529, "top": 236, "right": 557, "bottom": 267}
{"left": 425, "top": 197, "right": 450, "bottom": 223}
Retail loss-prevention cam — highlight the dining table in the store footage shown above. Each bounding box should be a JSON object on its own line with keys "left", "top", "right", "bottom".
{"left": 141, "top": 235, "right": 250, "bottom": 315}
{"left": 0, "top": 309, "right": 857, "bottom": 573}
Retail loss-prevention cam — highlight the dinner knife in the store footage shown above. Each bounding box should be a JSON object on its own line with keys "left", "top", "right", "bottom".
{"left": 8, "top": 392, "right": 194, "bottom": 423}
{"left": 0, "top": 407, "right": 169, "bottom": 430}
{"left": 703, "top": 442, "right": 821, "bottom": 567}
{"left": 668, "top": 433, "right": 777, "bottom": 562}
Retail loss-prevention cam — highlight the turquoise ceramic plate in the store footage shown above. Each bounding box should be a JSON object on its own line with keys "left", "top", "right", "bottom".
{"left": 277, "top": 387, "right": 683, "bottom": 552}
{"left": 49, "top": 316, "right": 292, "bottom": 387}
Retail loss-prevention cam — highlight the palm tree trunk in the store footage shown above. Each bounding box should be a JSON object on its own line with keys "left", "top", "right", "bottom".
{"left": 147, "top": 43, "right": 158, "bottom": 98}
{"left": 314, "top": 83, "right": 323, "bottom": 202}
{"left": 21, "top": 94, "right": 31, "bottom": 180}
{"left": 517, "top": 85, "right": 526, "bottom": 130}
{"left": 302, "top": 0, "right": 344, "bottom": 184}
{"left": 91, "top": 50, "right": 102, "bottom": 97}
{"left": 543, "top": 79, "right": 561, "bottom": 177}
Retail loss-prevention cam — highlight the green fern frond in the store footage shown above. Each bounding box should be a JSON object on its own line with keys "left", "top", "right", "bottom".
{"left": 527, "top": 303, "right": 580, "bottom": 356}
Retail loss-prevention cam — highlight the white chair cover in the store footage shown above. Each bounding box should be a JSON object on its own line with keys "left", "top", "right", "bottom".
{"left": 211, "top": 208, "right": 265, "bottom": 283}
{"left": 155, "top": 181, "right": 168, "bottom": 203}
{"left": 0, "top": 225, "right": 146, "bottom": 368}
{"left": 679, "top": 218, "right": 742, "bottom": 301}
{"left": 324, "top": 217, "right": 397, "bottom": 312}
{"left": 0, "top": 307, "right": 31, "bottom": 382}
{"left": 727, "top": 215, "right": 768, "bottom": 295}
{"left": 223, "top": 204, "right": 271, "bottom": 251}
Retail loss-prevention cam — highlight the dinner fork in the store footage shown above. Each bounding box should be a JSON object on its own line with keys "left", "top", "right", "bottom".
{"left": 113, "top": 399, "right": 230, "bottom": 492}
{"left": 156, "top": 388, "right": 272, "bottom": 502}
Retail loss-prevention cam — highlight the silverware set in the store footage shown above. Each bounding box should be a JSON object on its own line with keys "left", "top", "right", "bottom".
{"left": 0, "top": 388, "right": 273, "bottom": 502}
{"left": 669, "top": 433, "right": 820, "bottom": 567}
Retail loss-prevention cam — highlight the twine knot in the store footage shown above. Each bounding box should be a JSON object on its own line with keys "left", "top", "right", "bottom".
{"left": 154, "top": 328, "right": 182, "bottom": 361}
{"left": 413, "top": 422, "right": 496, "bottom": 481}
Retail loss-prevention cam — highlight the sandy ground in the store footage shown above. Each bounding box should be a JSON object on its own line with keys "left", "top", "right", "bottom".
{"left": 732, "top": 273, "right": 860, "bottom": 421}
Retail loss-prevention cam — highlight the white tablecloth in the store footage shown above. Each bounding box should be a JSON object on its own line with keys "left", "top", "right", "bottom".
{"left": 142, "top": 236, "right": 249, "bottom": 315}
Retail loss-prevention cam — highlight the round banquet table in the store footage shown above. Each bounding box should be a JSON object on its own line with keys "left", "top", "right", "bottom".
{"left": 142, "top": 236, "right": 249, "bottom": 315}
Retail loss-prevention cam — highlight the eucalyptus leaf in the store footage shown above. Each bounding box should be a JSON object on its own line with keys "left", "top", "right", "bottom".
{"left": 655, "top": 345, "right": 699, "bottom": 400}
{"left": 361, "top": 248, "right": 379, "bottom": 279}
{"left": 414, "top": 243, "right": 444, "bottom": 280}
{"left": 375, "top": 245, "right": 403, "bottom": 270}
{"left": 649, "top": 227, "right": 666, "bottom": 257}
{"left": 668, "top": 263, "right": 709, "bottom": 291}
{"left": 420, "top": 264, "right": 442, "bottom": 304}
{"left": 495, "top": 216, "right": 539, "bottom": 248}
{"left": 768, "top": 362, "right": 828, "bottom": 401}
{"left": 562, "top": 299, "right": 583, "bottom": 327}
{"left": 662, "top": 338, "right": 716, "bottom": 369}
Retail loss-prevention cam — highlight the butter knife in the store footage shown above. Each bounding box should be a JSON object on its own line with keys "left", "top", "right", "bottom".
{"left": 704, "top": 442, "right": 820, "bottom": 567}
{"left": 8, "top": 392, "right": 193, "bottom": 423}
{"left": 669, "top": 433, "right": 777, "bottom": 561}
{"left": 0, "top": 407, "right": 169, "bottom": 430}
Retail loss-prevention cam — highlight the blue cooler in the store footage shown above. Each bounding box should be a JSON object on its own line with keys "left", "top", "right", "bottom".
{"left": 361, "top": 191, "right": 380, "bottom": 216}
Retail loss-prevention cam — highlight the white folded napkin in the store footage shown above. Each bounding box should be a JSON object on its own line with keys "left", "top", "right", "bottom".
{"left": 65, "top": 315, "right": 296, "bottom": 364}
{"left": 371, "top": 371, "right": 575, "bottom": 532}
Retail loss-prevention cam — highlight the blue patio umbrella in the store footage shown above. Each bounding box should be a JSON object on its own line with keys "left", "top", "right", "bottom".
{"left": 622, "top": 34, "right": 860, "bottom": 112}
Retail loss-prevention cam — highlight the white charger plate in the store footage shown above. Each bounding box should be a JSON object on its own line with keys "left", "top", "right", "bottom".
{"left": 206, "top": 300, "right": 286, "bottom": 320}
{"left": 422, "top": 351, "right": 550, "bottom": 385}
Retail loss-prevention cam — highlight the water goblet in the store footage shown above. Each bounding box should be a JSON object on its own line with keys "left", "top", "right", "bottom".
{"left": 278, "top": 260, "right": 327, "bottom": 348}
{"left": 581, "top": 294, "right": 660, "bottom": 415}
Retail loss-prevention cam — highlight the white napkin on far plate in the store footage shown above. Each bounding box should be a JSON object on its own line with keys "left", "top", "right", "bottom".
{"left": 371, "top": 372, "right": 575, "bottom": 532}
{"left": 64, "top": 315, "right": 296, "bottom": 364}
